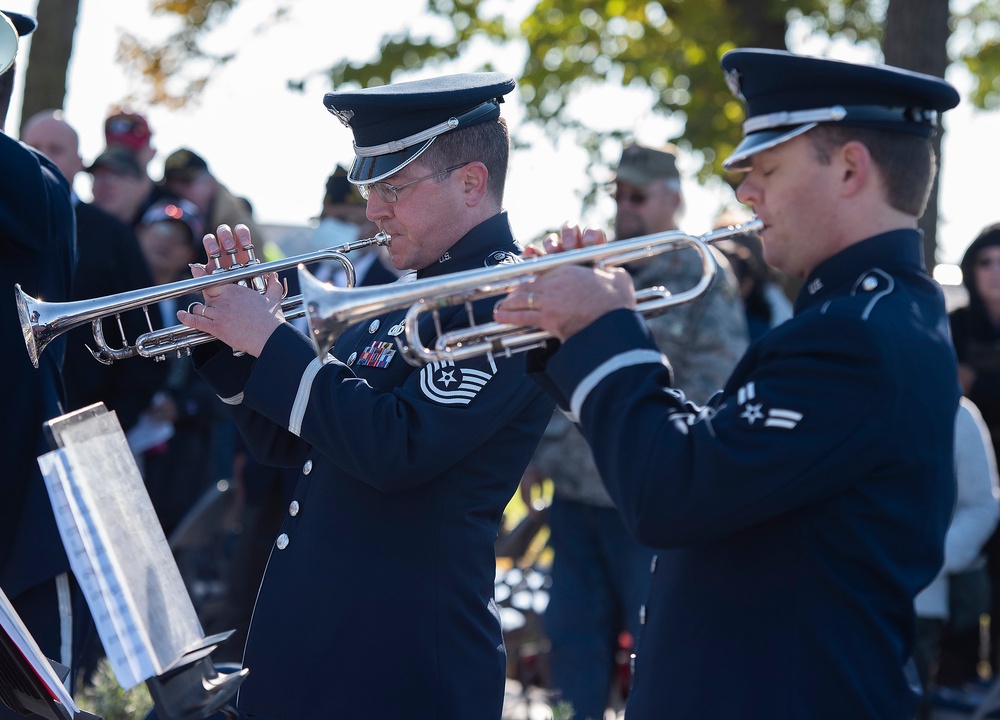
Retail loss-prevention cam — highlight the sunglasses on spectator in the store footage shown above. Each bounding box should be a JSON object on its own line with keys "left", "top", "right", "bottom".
{"left": 606, "top": 183, "right": 649, "bottom": 206}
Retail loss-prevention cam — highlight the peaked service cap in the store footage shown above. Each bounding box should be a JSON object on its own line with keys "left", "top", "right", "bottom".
{"left": 720, "top": 48, "right": 960, "bottom": 171}
{"left": 323, "top": 71, "right": 516, "bottom": 184}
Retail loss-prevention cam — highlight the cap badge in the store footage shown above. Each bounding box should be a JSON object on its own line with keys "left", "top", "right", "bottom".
{"left": 724, "top": 68, "right": 745, "bottom": 101}
{"left": 327, "top": 106, "right": 355, "bottom": 128}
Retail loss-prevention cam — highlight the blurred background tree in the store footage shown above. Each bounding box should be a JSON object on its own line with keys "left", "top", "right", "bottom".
{"left": 16, "top": 0, "right": 1000, "bottom": 263}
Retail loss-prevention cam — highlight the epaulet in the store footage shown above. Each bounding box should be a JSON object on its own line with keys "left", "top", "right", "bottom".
{"left": 820, "top": 268, "right": 895, "bottom": 321}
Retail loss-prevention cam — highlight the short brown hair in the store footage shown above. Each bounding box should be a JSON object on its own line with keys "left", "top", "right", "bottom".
{"left": 419, "top": 116, "right": 509, "bottom": 205}
{"left": 807, "top": 125, "right": 936, "bottom": 217}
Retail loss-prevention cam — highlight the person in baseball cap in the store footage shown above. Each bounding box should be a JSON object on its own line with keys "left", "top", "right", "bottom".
{"left": 105, "top": 111, "right": 152, "bottom": 154}
{"left": 162, "top": 147, "right": 210, "bottom": 183}
{"left": 611, "top": 142, "right": 684, "bottom": 241}
{"left": 85, "top": 145, "right": 143, "bottom": 178}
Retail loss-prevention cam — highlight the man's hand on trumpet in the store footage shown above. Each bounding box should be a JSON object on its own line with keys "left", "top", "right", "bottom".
{"left": 177, "top": 223, "right": 286, "bottom": 357}
{"left": 494, "top": 223, "right": 637, "bottom": 342}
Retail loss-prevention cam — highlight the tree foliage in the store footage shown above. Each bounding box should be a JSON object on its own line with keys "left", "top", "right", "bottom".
{"left": 129, "top": 0, "right": 998, "bottom": 176}
{"left": 325, "top": 0, "right": 884, "bottom": 184}
{"left": 103, "top": 0, "right": 998, "bottom": 256}
{"left": 952, "top": 0, "right": 1000, "bottom": 109}
{"left": 116, "top": 0, "right": 244, "bottom": 109}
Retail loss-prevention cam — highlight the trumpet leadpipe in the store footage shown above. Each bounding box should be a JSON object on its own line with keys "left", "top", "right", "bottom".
{"left": 301, "top": 219, "right": 763, "bottom": 364}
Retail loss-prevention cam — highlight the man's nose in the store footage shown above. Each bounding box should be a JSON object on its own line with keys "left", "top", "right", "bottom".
{"left": 366, "top": 194, "right": 391, "bottom": 223}
{"left": 735, "top": 177, "right": 758, "bottom": 206}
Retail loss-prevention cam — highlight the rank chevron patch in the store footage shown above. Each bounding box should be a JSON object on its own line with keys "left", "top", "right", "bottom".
{"left": 736, "top": 382, "right": 803, "bottom": 430}
{"left": 419, "top": 359, "right": 496, "bottom": 406}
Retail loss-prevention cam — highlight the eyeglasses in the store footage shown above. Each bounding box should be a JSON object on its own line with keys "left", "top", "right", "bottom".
{"left": 358, "top": 163, "right": 469, "bottom": 203}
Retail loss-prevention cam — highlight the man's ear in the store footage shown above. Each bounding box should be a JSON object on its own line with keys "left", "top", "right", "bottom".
{"left": 838, "top": 140, "right": 872, "bottom": 198}
{"left": 459, "top": 161, "right": 489, "bottom": 206}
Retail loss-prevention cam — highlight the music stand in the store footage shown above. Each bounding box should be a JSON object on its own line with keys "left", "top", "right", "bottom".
{"left": 37, "top": 403, "right": 247, "bottom": 720}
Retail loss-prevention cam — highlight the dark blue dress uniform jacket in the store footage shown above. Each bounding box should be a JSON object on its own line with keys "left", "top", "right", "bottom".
{"left": 528, "top": 230, "right": 960, "bottom": 719}
{"left": 0, "top": 135, "right": 74, "bottom": 601}
{"left": 194, "top": 212, "right": 553, "bottom": 719}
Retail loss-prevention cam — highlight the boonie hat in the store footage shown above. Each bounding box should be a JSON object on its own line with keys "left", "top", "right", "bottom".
{"left": 615, "top": 144, "right": 680, "bottom": 185}
{"left": 323, "top": 72, "right": 516, "bottom": 184}
{"left": 720, "top": 48, "right": 960, "bottom": 171}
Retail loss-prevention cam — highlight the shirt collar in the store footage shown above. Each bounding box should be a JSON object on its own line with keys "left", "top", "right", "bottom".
{"left": 417, "top": 211, "right": 517, "bottom": 279}
{"left": 795, "top": 229, "right": 924, "bottom": 314}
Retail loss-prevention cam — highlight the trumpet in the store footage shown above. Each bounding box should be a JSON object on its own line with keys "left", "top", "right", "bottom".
{"left": 16, "top": 233, "right": 391, "bottom": 368}
{"left": 301, "top": 218, "right": 763, "bottom": 365}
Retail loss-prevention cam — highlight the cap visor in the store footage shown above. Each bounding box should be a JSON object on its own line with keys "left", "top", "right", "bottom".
{"left": 349, "top": 140, "right": 433, "bottom": 184}
{"left": 3, "top": 11, "right": 35, "bottom": 36}
{"left": 722, "top": 124, "right": 816, "bottom": 171}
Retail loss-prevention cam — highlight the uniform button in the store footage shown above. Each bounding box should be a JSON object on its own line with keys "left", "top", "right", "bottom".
{"left": 639, "top": 604, "right": 647, "bottom": 625}
{"left": 289, "top": 501, "right": 300, "bottom": 517}
{"left": 303, "top": 459, "right": 313, "bottom": 475}
{"left": 276, "top": 533, "right": 289, "bottom": 550}
{"left": 650, "top": 554, "right": 658, "bottom": 573}
{"left": 368, "top": 319, "right": 380, "bottom": 334}
{"left": 862, "top": 275, "right": 878, "bottom": 291}
{"left": 347, "top": 352, "right": 357, "bottom": 366}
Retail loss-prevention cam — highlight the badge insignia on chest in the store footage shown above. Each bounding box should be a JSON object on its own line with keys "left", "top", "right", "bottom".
{"left": 484, "top": 251, "right": 518, "bottom": 267}
{"left": 419, "top": 359, "right": 496, "bottom": 406}
{"left": 735, "top": 382, "right": 803, "bottom": 430}
{"left": 358, "top": 341, "right": 396, "bottom": 368}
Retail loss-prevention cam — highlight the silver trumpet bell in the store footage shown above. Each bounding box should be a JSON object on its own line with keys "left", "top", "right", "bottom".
{"left": 300, "top": 218, "right": 764, "bottom": 366}
{"left": 15, "top": 234, "right": 391, "bottom": 368}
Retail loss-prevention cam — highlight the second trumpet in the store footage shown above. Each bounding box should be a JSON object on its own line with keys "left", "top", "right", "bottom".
{"left": 301, "top": 219, "right": 764, "bottom": 366}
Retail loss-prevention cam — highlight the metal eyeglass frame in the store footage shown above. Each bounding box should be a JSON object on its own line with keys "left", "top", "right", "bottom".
{"left": 358, "top": 163, "right": 469, "bottom": 203}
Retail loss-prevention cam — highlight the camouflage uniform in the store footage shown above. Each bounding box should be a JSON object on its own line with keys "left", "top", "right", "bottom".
{"left": 531, "top": 242, "right": 748, "bottom": 720}
{"left": 532, "top": 245, "right": 749, "bottom": 507}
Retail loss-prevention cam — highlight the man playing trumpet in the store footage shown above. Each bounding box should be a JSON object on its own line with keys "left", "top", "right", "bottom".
{"left": 178, "top": 73, "right": 553, "bottom": 719}
{"left": 496, "top": 49, "right": 962, "bottom": 719}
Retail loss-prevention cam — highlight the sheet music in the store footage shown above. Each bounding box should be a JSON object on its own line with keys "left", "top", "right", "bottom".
{"left": 38, "top": 408, "right": 204, "bottom": 691}
{"left": 0, "top": 588, "right": 82, "bottom": 714}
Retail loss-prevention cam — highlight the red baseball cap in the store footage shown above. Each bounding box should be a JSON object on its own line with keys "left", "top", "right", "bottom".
{"left": 104, "top": 111, "right": 152, "bottom": 153}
